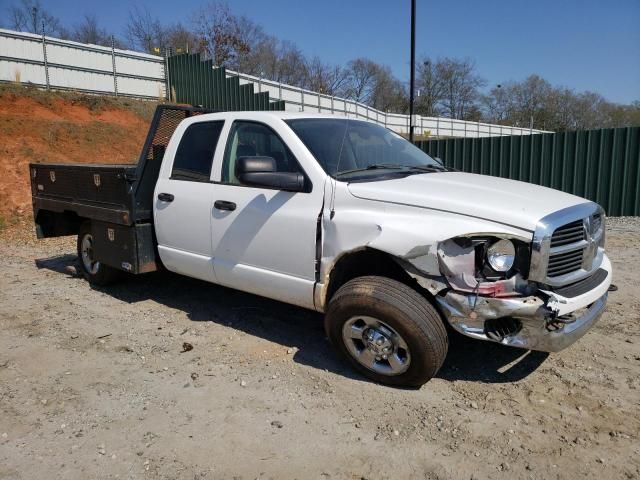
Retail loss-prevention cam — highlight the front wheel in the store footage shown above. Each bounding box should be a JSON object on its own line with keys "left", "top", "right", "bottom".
{"left": 325, "top": 276, "right": 448, "bottom": 387}
{"left": 76, "top": 221, "right": 119, "bottom": 286}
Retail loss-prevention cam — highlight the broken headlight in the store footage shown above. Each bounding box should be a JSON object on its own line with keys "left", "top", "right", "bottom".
{"left": 440, "top": 236, "right": 532, "bottom": 292}
{"left": 445, "top": 236, "right": 530, "bottom": 282}
{"left": 477, "top": 237, "right": 530, "bottom": 280}
{"left": 486, "top": 239, "right": 515, "bottom": 272}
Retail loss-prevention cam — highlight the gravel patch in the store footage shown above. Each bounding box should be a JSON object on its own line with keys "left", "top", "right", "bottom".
{"left": 606, "top": 216, "right": 640, "bottom": 233}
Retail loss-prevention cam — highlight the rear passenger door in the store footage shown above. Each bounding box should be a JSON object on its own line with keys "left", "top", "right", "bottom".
{"left": 154, "top": 120, "right": 224, "bottom": 282}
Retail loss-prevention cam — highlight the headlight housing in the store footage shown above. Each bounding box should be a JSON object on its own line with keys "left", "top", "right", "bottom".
{"left": 486, "top": 239, "right": 516, "bottom": 272}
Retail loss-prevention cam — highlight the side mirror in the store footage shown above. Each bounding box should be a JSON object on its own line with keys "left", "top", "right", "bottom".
{"left": 236, "top": 156, "right": 305, "bottom": 192}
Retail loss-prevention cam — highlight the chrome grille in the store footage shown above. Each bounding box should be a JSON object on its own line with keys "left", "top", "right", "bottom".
{"left": 547, "top": 248, "right": 584, "bottom": 277}
{"left": 550, "top": 219, "right": 585, "bottom": 247}
{"left": 547, "top": 220, "right": 587, "bottom": 278}
{"left": 529, "top": 203, "right": 605, "bottom": 287}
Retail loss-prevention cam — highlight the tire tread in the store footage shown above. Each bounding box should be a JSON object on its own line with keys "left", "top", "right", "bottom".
{"left": 326, "top": 275, "right": 448, "bottom": 387}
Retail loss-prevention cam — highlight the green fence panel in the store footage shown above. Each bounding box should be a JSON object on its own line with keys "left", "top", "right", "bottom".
{"left": 416, "top": 127, "right": 640, "bottom": 216}
{"left": 167, "top": 53, "right": 284, "bottom": 112}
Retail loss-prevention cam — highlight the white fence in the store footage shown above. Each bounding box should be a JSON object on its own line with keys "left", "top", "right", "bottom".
{"left": 0, "top": 28, "right": 165, "bottom": 99}
{"left": 0, "top": 28, "right": 548, "bottom": 137}
{"left": 231, "top": 70, "right": 549, "bottom": 137}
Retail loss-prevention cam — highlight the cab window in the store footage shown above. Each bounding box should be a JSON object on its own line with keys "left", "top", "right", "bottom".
{"left": 171, "top": 121, "right": 224, "bottom": 182}
{"left": 221, "top": 121, "right": 302, "bottom": 185}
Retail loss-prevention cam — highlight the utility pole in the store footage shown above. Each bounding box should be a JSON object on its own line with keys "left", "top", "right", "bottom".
{"left": 409, "top": 0, "right": 416, "bottom": 142}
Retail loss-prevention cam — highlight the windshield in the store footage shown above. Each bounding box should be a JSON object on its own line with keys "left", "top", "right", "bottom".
{"left": 285, "top": 118, "right": 442, "bottom": 179}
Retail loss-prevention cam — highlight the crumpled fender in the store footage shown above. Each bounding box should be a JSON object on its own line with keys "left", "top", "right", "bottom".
{"left": 316, "top": 181, "right": 533, "bottom": 310}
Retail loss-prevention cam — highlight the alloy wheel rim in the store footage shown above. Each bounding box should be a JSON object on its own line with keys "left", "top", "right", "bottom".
{"left": 342, "top": 316, "right": 411, "bottom": 376}
{"left": 81, "top": 233, "right": 100, "bottom": 275}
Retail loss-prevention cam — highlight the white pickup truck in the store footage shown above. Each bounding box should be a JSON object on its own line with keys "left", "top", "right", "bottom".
{"left": 30, "top": 105, "right": 612, "bottom": 387}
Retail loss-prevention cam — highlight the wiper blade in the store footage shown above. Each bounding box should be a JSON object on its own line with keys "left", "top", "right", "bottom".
{"left": 404, "top": 164, "right": 455, "bottom": 173}
{"left": 408, "top": 164, "right": 447, "bottom": 171}
{"left": 335, "top": 164, "right": 406, "bottom": 177}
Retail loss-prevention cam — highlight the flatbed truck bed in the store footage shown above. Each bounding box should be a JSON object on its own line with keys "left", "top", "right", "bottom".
{"left": 30, "top": 105, "right": 212, "bottom": 274}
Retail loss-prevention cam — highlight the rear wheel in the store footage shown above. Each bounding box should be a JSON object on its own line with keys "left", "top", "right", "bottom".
{"left": 76, "top": 221, "right": 119, "bottom": 285}
{"left": 325, "top": 276, "right": 448, "bottom": 387}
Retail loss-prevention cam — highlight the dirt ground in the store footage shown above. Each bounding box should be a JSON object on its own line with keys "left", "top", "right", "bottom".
{"left": 0, "top": 218, "right": 638, "bottom": 480}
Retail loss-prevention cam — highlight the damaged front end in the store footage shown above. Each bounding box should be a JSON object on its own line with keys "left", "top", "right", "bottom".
{"left": 428, "top": 235, "right": 610, "bottom": 352}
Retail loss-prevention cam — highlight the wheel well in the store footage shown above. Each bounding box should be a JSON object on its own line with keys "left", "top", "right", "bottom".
{"left": 35, "top": 210, "right": 84, "bottom": 238}
{"left": 325, "top": 248, "right": 422, "bottom": 304}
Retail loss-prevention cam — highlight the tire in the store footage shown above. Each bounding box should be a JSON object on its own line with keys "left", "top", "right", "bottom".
{"left": 76, "top": 221, "right": 120, "bottom": 286}
{"left": 325, "top": 276, "right": 448, "bottom": 387}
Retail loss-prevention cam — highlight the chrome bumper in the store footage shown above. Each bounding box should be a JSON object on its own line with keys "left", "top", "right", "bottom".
{"left": 437, "top": 252, "right": 612, "bottom": 352}
{"left": 436, "top": 291, "right": 607, "bottom": 352}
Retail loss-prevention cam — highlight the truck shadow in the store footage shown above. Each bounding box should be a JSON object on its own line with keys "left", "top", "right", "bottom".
{"left": 437, "top": 334, "right": 549, "bottom": 383}
{"left": 36, "top": 254, "right": 549, "bottom": 386}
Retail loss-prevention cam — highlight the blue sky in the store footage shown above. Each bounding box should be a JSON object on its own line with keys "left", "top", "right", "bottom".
{"left": 16, "top": 0, "right": 640, "bottom": 103}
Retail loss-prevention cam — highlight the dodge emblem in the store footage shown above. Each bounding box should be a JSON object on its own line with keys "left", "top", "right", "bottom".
{"left": 93, "top": 174, "right": 101, "bottom": 187}
{"left": 107, "top": 228, "right": 115, "bottom": 242}
{"left": 49, "top": 171, "right": 56, "bottom": 182}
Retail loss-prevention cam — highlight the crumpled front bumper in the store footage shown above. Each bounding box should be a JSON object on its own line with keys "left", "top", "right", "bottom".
{"left": 435, "top": 255, "right": 612, "bottom": 353}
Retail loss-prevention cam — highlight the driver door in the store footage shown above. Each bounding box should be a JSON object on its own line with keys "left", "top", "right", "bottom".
{"left": 210, "top": 120, "right": 322, "bottom": 309}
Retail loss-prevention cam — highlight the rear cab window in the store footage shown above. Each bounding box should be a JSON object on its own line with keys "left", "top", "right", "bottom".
{"left": 171, "top": 121, "right": 224, "bottom": 182}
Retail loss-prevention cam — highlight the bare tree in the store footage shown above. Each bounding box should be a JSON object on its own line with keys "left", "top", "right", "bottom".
{"left": 230, "top": 20, "right": 276, "bottom": 75}
{"left": 370, "top": 65, "right": 407, "bottom": 112}
{"left": 437, "top": 57, "right": 485, "bottom": 119}
{"left": 482, "top": 77, "right": 549, "bottom": 128}
{"left": 7, "top": 0, "right": 63, "bottom": 35}
{"left": 70, "top": 14, "right": 114, "bottom": 47}
{"left": 237, "top": 36, "right": 278, "bottom": 78}
{"left": 304, "top": 56, "right": 348, "bottom": 95}
{"left": 236, "top": 34, "right": 308, "bottom": 87}
{"left": 233, "top": 14, "right": 268, "bottom": 62}
{"left": 125, "top": 5, "right": 167, "bottom": 54}
{"left": 480, "top": 74, "right": 640, "bottom": 130}
{"left": 272, "top": 41, "right": 308, "bottom": 86}
{"left": 415, "top": 58, "right": 445, "bottom": 116}
{"left": 606, "top": 100, "right": 640, "bottom": 128}
{"left": 510, "top": 74, "right": 552, "bottom": 127}
{"left": 343, "top": 58, "right": 380, "bottom": 103}
{"left": 481, "top": 84, "right": 514, "bottom": 124}
{"left": 165, "top": 22, "right": 199, "bottom": 54}
{"left": 191, "top": 2, "right": 249, "bottom": 66}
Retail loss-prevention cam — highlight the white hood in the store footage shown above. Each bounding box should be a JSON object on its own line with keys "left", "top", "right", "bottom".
{"left": 347, "top": 172, "right": 590, "bottom": 232}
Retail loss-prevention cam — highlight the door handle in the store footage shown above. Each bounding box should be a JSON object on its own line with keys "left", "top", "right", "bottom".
{"left": 214, "top": 200, "right": 236, "bottom": 211}
{"left": 157, "top": 193, "right": 174, "bottom": 202}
